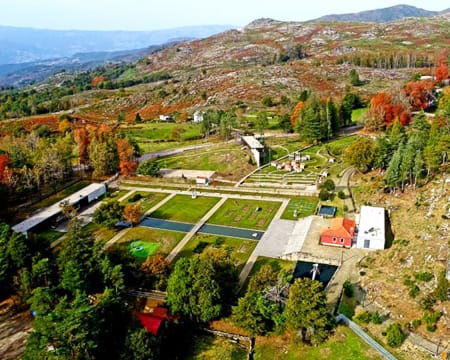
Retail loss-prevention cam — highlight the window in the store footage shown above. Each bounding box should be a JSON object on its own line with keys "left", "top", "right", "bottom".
{"left": 340, "top": 238, "right": 345, "bottom": 244}
{"left": 364, "top": 239, "right": 370, "bottom": 249}
{"left": 332, "top": 237, "right": 337, "bottom": 243}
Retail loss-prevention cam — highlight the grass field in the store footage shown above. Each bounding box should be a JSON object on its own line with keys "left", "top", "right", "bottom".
{"left": 121, "top": 191, "right": 168, "bottom": 213}
{"left": 155, "top": 144, "right": 255, "bottom": 180}
{"left": 103, "top": 189, "right": 129, "bottom": 203}
{"left": 83, "top": 222, "right": 118, "bottom": 243}
{"left": 129, "top": 240, "right": 160, "bottom": 258}
{"left": 124, "top": 122, "right": 202, "bottom": 142}
{"left": 207, "top": 198, "right": 281, "bottom": 230}
{"left": 281, "top": 197, "right": 318, "bottom": 220}
{"left": 175, "top": 234, "right": 257, "bottom": 272}
{"left": 185, "top": 332, "right": 248, "bottom": 360}
{"left": 117, "top": 226, "right": 185, "bottom": 256}
{"left": 253, "top": 326, "right": 382, "bottom": 360}
{"left": 150, "top": 194, "right": 220, "bottom": 223}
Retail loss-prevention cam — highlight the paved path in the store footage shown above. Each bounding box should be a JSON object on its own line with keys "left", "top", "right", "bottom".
{"left": 166, "top": 196, "right": 228, "bottom": 263}
{"left": 238, "top": 198, "right": 290, "bottom": 285}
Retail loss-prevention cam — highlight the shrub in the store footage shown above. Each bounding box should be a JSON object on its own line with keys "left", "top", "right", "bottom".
{"left": 355, "top": 311, "right": 371, "bottom": 324}
{"left": 426, "top": 324, "right": 436, "bottom": 332}
{"left": 337, "top": 190, "right": 346, "bottom": 199}
{"left": 137, "top": 159, "right": 161, "bottom": 177}
{"left": 319, "top": 188, "right": 330, "bottom": 201}
{"left": 371, "top": 311, "right": 382, "bottom": 324}
{"left": 420, "top": 294, "right": 436, "bottom": 310}
{"left": 386, "top": 323, "right": 405, "bottom": 347}
{"left": 343, "top": 280, "right": 354, "bottom": 297}
{"left": 434, "top": 270, "right": 449, "bottom": 301}
{"left": 408, "top": 284, "right": 420, "bottom": 298}
{"left": 414, "top": 272, "right": 433, "bottom": 282}
{"left": 128, "top": 193, "right": 142, "bottom": 203}
{"left": 321, "top": 179, "right": 336, "bottom": 191}
{"left": 411, "top": 319, "right": 421, "bottom": 328}
{"left": 343, "top": 205, "right": 349, "bottom": 212}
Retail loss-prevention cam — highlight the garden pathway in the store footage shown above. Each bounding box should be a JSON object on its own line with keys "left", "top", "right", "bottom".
{"left": 238, "top": 198, "right": 290, "bottom": 285}
{"left": 165, "top": 196, "right": 228, "bottom": 263}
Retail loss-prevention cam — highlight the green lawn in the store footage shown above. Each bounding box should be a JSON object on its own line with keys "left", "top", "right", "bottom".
{"left": 253, "top": 326, "right": 382, "bottom": 360}
{"left": 83, "top": 222, "right": 118, "bottom": 244}
{"left": 207, "top": 198, "right": 281, "bottom": 230}
{"left": 280, "top": 197, "right": 319, "bottom": 220}
{"left": 150, "top": 194, "right": 220, "bottom": 223}
{"left": 117, "top": 226, "right": 185, "bottom": 256}
{"left": 121, "top": 191, "right": 168, "bottom": 213}
{"left": 175, "top": 234, "right": 257, "bottom": 272}
{"left": 103, "top": 189, "right": 129, "bottom": 203}
{"left": 124, "top": 122, "right": 202, "bottom": 142}
{"left": 351, "top": 107, "right": 368, "bottom": 124}
{"left": 129, "top": 240, "right": 160, "bottom": 259}
{"left": 185, "top": 332, "right": 248, "bottom": 360}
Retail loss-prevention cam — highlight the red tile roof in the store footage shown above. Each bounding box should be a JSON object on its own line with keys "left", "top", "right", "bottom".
{"left": 321, "top": 218, "right": 356, "bottom": 238}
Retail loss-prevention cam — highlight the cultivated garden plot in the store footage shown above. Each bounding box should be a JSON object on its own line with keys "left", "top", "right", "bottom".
{"left": 120, "top": 191, "right": 169, "bottom": 213}
{"left": 149, "top": 194, "right": 220, "bottom": 223}
{"left": 175, "top": 234, "right": 257, "bottom": 272}
{"left": 207, "top": 198, "right": 281, "bottom": 230}
{"left": 116, "top": 227, "right": 185, "bottom": 258}
{"left": 280, "top": 197, "right": 319, "bottom": 220}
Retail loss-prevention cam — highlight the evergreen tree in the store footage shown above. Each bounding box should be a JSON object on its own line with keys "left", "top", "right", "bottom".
{"left": 373, "top": 137, "right": 392, "bottom": 169}
{"left": 413, "top": 151, "right": 425, "bottom": 187}
{"left": 298, "top": 97, "right": 321, "bottom": 142}
{"left": 389, "top": 118, "right": 406, "bottom": 150}
{"left": 385, "top": 144, "right": 404, "bottom": 191}
{"left": 285, "top": 278, "right": 333, "bottom": 345}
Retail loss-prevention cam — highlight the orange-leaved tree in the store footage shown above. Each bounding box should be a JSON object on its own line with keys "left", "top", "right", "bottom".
{"left": 290, "top": 101, "right": 304, "bottom": 128}
{"left": 117, "top": 138, "right": 137, "bottom": 175}
{"left": 73, "top": 127, "right": 90, "bottom": 165}
{"left": 0, "top": 154, "right": 11, "bottom": 183}
{"left": 123, "top": 203, "right": 142, "bottom": 225}
{"left": 435, "top": 50, "right": 449, "bottom": 81}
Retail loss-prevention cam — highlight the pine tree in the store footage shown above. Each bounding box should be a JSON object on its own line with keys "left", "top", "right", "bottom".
{"left": 385, "top": 144, "right": 403, "bottom": 191}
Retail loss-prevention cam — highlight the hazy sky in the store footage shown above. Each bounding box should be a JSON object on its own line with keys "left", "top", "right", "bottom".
{"left": 0, "top": 0, "right": 449, "bottom": 31}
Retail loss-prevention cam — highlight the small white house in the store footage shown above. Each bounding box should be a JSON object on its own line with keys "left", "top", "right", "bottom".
{"left": 193, "top": 111, "right": 204, "bottom": 123}
{"left": 196, "top": 176, "right": 209, "bottom": 185}
{"left": 356, "top": 206, "right": 386, "bottom": 250}
{"left": 159, "top": 114, "right": 173, "bottom": 122}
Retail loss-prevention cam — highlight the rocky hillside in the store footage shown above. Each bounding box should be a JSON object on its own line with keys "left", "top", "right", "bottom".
{"left": 72, "top": 14, "right": 450, "bottom": 122}
{"left": 314, "top": 4, "right": 449, "bottom": 23}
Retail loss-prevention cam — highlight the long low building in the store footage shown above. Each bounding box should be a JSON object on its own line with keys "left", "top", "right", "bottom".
{"left": 356, "top": 206, "right": 386, "bottom": 250}
{"left": 12, "top": 183, "right": 106, "bottom": 237}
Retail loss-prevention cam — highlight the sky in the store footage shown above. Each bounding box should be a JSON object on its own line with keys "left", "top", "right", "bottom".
{"left": 0, "top": 0, "right": 449, "bottom": 31}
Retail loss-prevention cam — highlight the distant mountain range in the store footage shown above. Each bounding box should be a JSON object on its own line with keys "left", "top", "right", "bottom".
{"left": 314, "top": 4, "right": 450, "bottom": 23}
{"left": 0, "top": 24, "right": 234, "bottom": 66}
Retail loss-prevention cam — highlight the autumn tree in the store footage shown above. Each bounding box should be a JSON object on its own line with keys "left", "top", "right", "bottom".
{"left": 141, "top": 255, "right": 169, "bottom": 290}
{"left": 123, "top": 203, "right": 142, "bottom": 225}
{"left": 117, "top": 138, "right": 138, "bottom": 175}
{"left": 403, "top": 80, "right": 434, "bottom": 111}
{"left": 0, "top": 153, "right": 11, "bottom": 183}
{"left": 291, "top": 100, "right": 304, "bottom": 128}
{"left": 435, "top": 50, "right": 449, "bottom": 81}
{"left": 73, "top": 127, "right": 90, "bottom": 165}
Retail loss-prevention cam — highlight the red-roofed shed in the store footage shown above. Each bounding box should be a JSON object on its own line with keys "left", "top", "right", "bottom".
{"left": 320, "top": 218, "right": 356, "bottom": 248}
{"left": 138, "top": 313, "right": 164, "bottom": 336}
